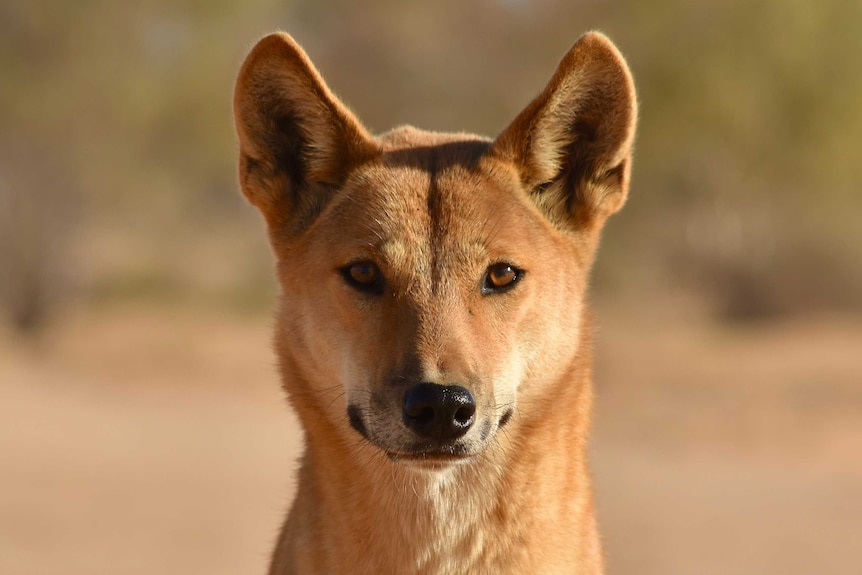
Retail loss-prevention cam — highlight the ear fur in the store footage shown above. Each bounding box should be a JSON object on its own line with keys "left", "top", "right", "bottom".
{"left": 233, "top": 32, "right": 378, "bottom": 235}
{"left": 492, "top": 32, "right": 637, "bottom": 228}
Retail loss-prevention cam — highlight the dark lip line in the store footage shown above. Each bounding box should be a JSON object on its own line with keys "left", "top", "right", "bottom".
{"left": 386, "top": 450, "right": 476, "bottom": 463}
{"left": 347, "top": 416, "right": 475, "bottom": 460}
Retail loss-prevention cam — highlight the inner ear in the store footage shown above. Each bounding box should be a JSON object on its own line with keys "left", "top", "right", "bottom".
{"left": 233, "top": 33, "right": 378, "bottom": 236}
{"left": 492, "top": 32, "right": 637, "bottom": 227}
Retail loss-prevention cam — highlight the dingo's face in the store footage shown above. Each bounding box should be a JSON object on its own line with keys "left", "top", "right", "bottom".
{"left": 234, "top": 33, "right": 636, "bottom": 468}
{"left": 278, "top": 137, "right": 587, "bottom": 464}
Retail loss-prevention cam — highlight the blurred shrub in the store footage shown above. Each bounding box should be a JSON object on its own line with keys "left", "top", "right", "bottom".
{"left": 0, "top": 147, "right": 78, "bottom": 332}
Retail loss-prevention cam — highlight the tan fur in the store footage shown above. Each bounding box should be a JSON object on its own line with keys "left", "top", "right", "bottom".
{"left": 234, "top": 31, "right": 637, "bottom": 575}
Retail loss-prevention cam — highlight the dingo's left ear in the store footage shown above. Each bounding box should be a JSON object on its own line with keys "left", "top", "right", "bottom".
{"left": 234, "top": 33, "right": 378, "bottom": 237}
{"left": 492, "top": 32, "right": 637, "bottom": 227}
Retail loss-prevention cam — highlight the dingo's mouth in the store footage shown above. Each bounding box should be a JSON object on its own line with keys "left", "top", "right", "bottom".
{"left": 347, "top": 402, "right": 515, "bottom": 465}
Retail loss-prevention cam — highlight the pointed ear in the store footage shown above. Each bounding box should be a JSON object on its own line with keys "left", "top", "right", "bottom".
{"left": 492, "top": 32, "right": 637, "bottom": 228}
{"left": 233, "top": 33, "right": 378, "bottom": 236}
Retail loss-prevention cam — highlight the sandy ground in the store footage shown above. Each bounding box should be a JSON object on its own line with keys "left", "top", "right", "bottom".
{"left": 1, "top": 305, "right": 860, "bottom": 574}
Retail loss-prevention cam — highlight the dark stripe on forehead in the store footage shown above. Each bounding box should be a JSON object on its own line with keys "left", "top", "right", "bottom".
{"left": 379, "top": 138, "right": 491, "bottom": 296}
{"left": 427, "top": 150, "right": 444, "bottom": 294}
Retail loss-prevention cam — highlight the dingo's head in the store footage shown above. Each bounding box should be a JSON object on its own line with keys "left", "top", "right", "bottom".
{"left": 234, "top": 32, "right": 636, "bottom": 468}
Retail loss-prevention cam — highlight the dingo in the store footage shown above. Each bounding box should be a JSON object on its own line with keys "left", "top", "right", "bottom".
{"left": 234, "top": 31, "right": 636, "bottom": 575}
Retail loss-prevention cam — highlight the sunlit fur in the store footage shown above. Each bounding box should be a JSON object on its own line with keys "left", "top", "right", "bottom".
{"left": 234, "top": 31, "right": 637, "bottom": 575}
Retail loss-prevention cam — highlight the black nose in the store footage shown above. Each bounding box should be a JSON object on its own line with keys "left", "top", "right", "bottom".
{"left": 403, "top": 383, "right": 476, "bottom": 441}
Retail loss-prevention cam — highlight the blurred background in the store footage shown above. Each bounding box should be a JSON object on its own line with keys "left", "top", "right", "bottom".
{"left": 1, "top": 0, "right": 860, "bottom": 573}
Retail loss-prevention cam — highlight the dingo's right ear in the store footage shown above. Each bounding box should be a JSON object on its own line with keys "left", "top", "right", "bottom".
{"left": 234, "top": 33, "right": 378, "bottom": 237}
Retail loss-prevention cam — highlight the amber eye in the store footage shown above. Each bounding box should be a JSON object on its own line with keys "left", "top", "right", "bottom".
{"left": 483, "top": 263, "right": 523, "bottom": 294}
{"left": 341, "top": 261, "right": 384, "bottom": 294}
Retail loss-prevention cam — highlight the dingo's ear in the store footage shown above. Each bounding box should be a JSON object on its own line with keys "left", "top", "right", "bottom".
{"left": 234, "top": 33, "right": 378, "bottom": 236}
{"left": 492, "top": 32, "right": 637, "bottom": 227}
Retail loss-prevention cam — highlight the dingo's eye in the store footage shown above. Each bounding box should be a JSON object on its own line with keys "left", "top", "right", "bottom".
{"left": 482, "top": 263, "right": 523, "bottom": 295}
{"left": 341, "top": 261, "right": 384, "bottom": 294}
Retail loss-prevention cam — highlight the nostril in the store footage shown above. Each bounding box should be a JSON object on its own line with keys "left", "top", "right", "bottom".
{"left": 453, "top": 403, "right": 475, "bottom": 426}
{"left": 403, "top": 384, "right": 440, "bottom": 436}
{"left": 445, "top": 385, "right": 475, "bottom": 425}
{"left": 414, "top": 406, "right": 435, "bottom": 425}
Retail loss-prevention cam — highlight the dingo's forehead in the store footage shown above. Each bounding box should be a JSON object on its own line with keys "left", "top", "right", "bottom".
{"left": 313, "top": 136, "right": 555, "bottom": 296}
